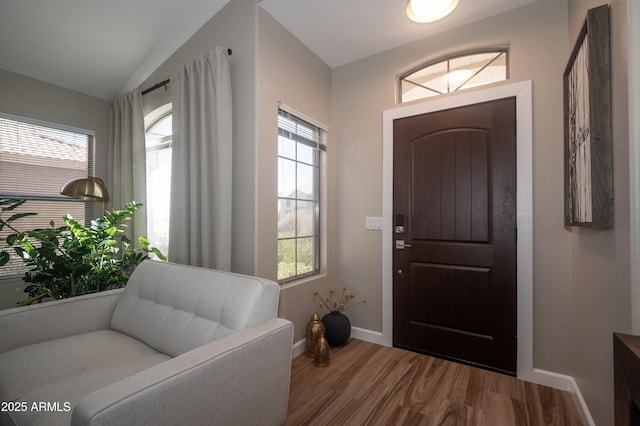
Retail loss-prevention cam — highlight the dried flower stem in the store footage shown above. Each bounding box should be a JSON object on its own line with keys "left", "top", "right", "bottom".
{"left": 314, "top": 289, "right": 366, "bottom": 313}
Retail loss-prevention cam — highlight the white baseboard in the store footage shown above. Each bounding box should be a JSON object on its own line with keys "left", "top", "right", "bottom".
{"left": 292, "top": 338, "right": 306, "bottom": 358}
{"left": 290, "top": 326, "right": 386, "bottom": 359}
{"left": 530, "top": 368, "right": 573, "bottom": 391}
{"left": 530, "top": 369, "right": 595, "bottom": 426}
{"left": 351, "top": 326, "right": 386, "bottom": 345}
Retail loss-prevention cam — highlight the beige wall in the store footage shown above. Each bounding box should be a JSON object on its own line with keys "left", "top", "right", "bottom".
{"left": 332, "top": 0, "right": 573, "bottom": 370}
{"left": 567, "top": 1, "right": 632, "bottom": 424}
{"left": 137, "top": 2, "right": 335, "bottom": 342}
{"left": 256, "top": 8, "right": 334, "bottom": 341}
{"left": 0, "top": 69, "right": 110, "bottom": 179}
{"left": 630, "top": 0, "right": 640, "bottom": 336}
{"left": 138, "top": 0, "right": 259, "bottom": 275}
{"left": 0, "top": 69, "right": 110, "bottom": 309}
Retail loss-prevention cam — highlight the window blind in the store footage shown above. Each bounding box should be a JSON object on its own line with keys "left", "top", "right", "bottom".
{"left": 0, "top": 114, "right": 93, "bottom": 198}
{"left": 277, "top": 108, "right": 327, "bottom": 152}
{"left": 0, "top": 113, "right": 94, "bottom": 279}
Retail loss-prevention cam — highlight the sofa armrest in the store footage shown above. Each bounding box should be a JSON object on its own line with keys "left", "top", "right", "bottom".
{"left": 0, "top": 289, "right": 123, "bottom": 353}
{"left": 72, "top": 318, "right": 294, "bottom": 426}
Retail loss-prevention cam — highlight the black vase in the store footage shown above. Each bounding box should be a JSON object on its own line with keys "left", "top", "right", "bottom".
{"left": 321, "top": 311, "right": 351, "bottom": 346}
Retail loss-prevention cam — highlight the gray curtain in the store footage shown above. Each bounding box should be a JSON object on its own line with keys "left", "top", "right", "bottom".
{"left": 169, "top": 47, "right": 233, "bottom": 270}
{"left": 107, "top": 90, "right": 147, "bottom": 245}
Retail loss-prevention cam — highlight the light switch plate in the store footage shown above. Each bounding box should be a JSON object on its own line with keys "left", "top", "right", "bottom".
{"left": 365, "top": 216, "right": 382, "bottom": 230}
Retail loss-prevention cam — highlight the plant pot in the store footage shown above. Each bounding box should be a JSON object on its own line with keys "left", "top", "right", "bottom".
{"left": 321, "top": 311, "right": 351, "bottom": 346}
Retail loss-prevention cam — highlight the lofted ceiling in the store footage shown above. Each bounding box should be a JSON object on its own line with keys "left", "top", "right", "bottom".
{"left": 0, "top": 0, "right": 231, "bottom": 100}
{"left": 0, "top": 0, "right": 541, "bottom": 100}
{"left": 259, "top": 0, "right": 542, "bottom": 69}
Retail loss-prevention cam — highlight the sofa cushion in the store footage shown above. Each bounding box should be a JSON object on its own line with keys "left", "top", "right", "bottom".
{"left": 0, "top": 330, "right": 169, "bottom": 402}
{"left": 5, "top": 353, "right": 169, "bottom": 426}
{"left": 0, "top": 330, "right": 169, "bottom": 426}
{"left": 110, "top": 261, "right": 280, "bottom": 357}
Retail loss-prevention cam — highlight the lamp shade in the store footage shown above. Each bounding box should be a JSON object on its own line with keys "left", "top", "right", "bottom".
{"left": 60, "top": 177, "right": 109, "bottom": 202}
{"left": 407, "top": 0, "right": 459, "bottom": 23}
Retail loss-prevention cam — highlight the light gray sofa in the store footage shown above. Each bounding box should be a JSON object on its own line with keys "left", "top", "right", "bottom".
{"left": 0, "top": 260, "right": 294, "bottom": 426}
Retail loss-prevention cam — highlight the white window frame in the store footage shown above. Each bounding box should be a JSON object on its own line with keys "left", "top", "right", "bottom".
{"left": 277, "top": 104, "right": 327, "bottom": 284}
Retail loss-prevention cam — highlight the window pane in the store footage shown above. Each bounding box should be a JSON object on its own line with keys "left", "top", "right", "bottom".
{"left": 461, "top": 53, "right": 507, "bottom": 90}
{"left": 297, "top": 143, "right": 314, "bottom": 165}
{"left": 146, "top": 146, "right": 171, "bottom": 257}
{"left": 296, "top": 237, "right": 315, "bottom": 275}
{"left": 278, "top": 135, "right": 296, "bottom": 160}
{"left": 145, "top": 111, "right": 172, "bottom": 260}
{"left": 278, "top": 157, "right": 296, "bottom": 198}
{"left": 146, "top": 114, "right": 172, "bottom": 150}
{"left": 401, "top": 80, "right": 440, "bottom": 103}
{"left": 404, "top": 61, "right": 448, "bottom": 96}
{"left": 296, "top": 201, "right": 315, "bottom": 237}
{"left": 277, "top": 239, "right": 296, "bottom": 281}
{"left": 449, "top": 52, "right": 502, "bottom": 73}
{"left": 277, "top": 199, "right": 296, "bottom": 238}
{"left": 296, "top": 163, "right": 314, "bottom": 200}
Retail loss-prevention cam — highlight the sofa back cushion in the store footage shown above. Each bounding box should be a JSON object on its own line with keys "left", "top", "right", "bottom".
{"left": 110, "top": 261, "right": 280, "bottom": 357}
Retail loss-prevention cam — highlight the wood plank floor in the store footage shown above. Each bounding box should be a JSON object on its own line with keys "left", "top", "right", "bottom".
{"left": 286, "top": 339, "right": 584, "bottom": 425}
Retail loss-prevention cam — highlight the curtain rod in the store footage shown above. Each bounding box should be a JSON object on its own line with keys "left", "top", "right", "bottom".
{"left": 141, "top": 48, "right": 232, "bottom": 96}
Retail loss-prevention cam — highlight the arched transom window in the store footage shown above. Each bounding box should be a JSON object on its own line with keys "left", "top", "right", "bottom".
{"left": 399, "top": 49, "right": 509, "bottom": 103}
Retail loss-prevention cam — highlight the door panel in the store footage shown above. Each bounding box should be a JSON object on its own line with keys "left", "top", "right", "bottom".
{"left": 393, "top": 98, "right": 517, "bottom": 374}
{"left": 412, "top": 129, "right": 490, "bottom": 242}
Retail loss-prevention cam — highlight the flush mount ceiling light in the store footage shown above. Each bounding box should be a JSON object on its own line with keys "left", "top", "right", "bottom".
{"left": 406, "top": 0, "right": 459, "bottom": 23}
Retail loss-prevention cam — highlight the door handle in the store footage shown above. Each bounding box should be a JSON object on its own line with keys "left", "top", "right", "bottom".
{"left": 395, "top": 240, "right": 412, "bottom": 249}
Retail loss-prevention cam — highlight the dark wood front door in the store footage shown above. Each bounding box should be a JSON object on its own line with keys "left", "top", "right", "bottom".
{"left": 392, "top": 98, "right": 517, "bottom": 374}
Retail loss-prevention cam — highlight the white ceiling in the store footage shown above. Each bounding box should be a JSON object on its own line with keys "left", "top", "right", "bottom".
{"left": 0, "top": 0, "right": 541, "bottom": 100}
{"left": 259, "top": 0, "right": 541, "bottom": 69}
{"left": 0, "top": 0, "right": 231, "bottom": 99}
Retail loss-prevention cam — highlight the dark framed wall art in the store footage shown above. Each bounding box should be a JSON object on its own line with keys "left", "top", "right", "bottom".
{"left": 564, "top": 4, "right": 613, "bottom": 228}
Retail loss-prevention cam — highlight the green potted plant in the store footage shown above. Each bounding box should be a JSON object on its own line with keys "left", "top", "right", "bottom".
{"left": 0, "top": 198, "right": 166, "bottom": 306}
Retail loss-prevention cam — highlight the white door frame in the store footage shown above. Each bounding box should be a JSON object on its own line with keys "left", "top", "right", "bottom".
{"left": 381, "top": 80, "right": 534, "bottom": 381}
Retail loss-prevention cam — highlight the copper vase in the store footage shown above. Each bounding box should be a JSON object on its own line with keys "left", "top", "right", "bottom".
{"left": 305, "top": 312, "right": 325, "bottom": 358}
{"left": 314, "top": 334, "right": 330, "bottom": 367}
